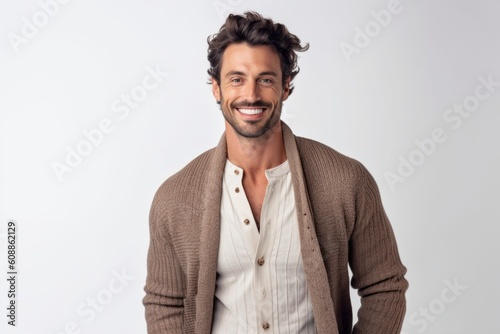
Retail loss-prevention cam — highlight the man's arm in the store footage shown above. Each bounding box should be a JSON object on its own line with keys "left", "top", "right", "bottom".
{"left": 350, "top": 167, "right": 409, "bottom": 333}
{"left": 143, "top": 194, "right": 185, "bottom": 334}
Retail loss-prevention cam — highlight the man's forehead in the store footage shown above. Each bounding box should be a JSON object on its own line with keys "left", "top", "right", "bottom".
{"left": 220, "top": 43, "right": 282, "bottom": 74}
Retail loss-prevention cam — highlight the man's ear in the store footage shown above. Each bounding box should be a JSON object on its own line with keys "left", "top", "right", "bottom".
{"left": 211, "top": 78, "right": 221, "bottom": 103}
{"left": 282, "top": 77, "right": 291, "bottom": 101}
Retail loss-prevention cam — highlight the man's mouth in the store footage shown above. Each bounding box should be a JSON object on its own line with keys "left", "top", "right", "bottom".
{"left": 237, "top": 108, "right": 265, "bottom": 115}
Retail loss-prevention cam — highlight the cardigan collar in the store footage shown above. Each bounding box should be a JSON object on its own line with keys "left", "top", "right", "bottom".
{"left": 195, "top": 121, "right": 338, "bottom": 333}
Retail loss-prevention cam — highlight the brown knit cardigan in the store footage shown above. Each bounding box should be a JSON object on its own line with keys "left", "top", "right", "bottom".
{"left": 143, "top": 122, "right": 408, "bottom": 333}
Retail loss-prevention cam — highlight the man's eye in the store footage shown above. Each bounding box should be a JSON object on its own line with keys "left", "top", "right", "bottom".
{"left": 231, "top": 78, "right": 242, "bottom": 83}
{"left": 259, "top": 78, "right": 273, "bottom": 84}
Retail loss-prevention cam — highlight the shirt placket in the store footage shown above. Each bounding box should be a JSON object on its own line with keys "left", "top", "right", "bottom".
{"left": 254, "top": 173, "right": 276, "bottom": 333}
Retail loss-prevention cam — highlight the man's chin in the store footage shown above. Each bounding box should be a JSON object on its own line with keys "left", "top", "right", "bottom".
{"left": 234, "top": 127, "right": 265, "bottom": 138}
{"left": 227, "top": 121, "right": 264, "bottom": 138}
{"left": 230, "top": 118, "right": 281, "bottom": 139}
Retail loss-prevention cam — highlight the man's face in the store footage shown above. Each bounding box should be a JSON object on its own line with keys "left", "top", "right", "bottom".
{"left": 212, "top": 43, "right": 290, "bottom": 138}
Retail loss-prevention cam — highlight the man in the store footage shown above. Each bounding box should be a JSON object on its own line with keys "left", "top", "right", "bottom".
{"left": 143, "top": 11, "right": 408, "bottom": 334}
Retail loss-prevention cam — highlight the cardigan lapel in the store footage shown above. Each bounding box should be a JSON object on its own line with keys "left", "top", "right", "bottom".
{"left": 195, "top": 123, "right": 339, "bottom": 333}
{"left": 195, "top": 133, "right": 227, "bottom": 333}
{"left": 282, "top": 122, "right": 339, "bottom": 334}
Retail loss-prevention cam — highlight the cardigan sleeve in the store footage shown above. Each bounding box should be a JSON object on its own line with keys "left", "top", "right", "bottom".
{"left": 349, "top": 166, "right": 409, "bottom": 334}
{"left": 143, "top": 193, "right": 185, "bottom": 334}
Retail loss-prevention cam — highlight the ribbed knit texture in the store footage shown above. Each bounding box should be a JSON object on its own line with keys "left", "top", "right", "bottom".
{"left": 143, "top": 122, "right": 408, "bottom": 334}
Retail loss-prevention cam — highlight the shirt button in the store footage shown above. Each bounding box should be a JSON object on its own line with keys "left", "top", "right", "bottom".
{"left": 234, "top": 169, "right": 240, "bottom": 175}
{"left": 235, "top": 187, "right": 240, "bottom": 193}
{"left": 257, "top": 257, "right": 265, "bottom": 266}
{"left": 262, "top": 322, "right": 270, "bottom": 330}
{"left": 243, "top": 219, "right": 250, "bottom": 225}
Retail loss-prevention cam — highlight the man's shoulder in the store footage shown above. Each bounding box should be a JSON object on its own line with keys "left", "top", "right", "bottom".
{"left": 154, "top": 147, "right": 217, "bottom": 201}
{"left": 295, "top": 135, "right": 367, "bottom": 176}
{"left": 292, "top": 134, "right": 378, "bottom": 196}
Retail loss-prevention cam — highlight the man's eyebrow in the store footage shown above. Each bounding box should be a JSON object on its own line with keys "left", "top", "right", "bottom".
{"left": 258, "top": 71, "right": 278, "bottom": 77}
{"left": 224, "top": 70, "right": 279, "bottom": 77}
{"left": 225, "top": 70, "right": 246, "bottom": 77}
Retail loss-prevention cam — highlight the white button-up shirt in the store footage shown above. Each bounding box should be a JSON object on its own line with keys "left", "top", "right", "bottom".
{"left": 211, "top": 159, "right": 317, "bottom": 334}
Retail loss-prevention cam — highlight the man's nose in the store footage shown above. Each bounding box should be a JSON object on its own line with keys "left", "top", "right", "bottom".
{"left": 242, "top": 81, "right": 260, "bottom": 103}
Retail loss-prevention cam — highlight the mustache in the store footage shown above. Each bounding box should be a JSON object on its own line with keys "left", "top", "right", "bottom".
{"left": 231, "top": 101, "right": 272, "bottom": 108}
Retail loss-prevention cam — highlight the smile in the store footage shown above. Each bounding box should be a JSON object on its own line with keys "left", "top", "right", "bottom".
{"left": 237, "top": 108, "right": 265, "bottom": 115}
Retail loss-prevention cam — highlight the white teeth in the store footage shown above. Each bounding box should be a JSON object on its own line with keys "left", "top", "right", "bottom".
{"left": 238, "top": 108, "right": 264, "bottom": 115}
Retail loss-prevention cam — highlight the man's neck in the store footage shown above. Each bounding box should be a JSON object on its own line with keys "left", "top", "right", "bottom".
{"left": 225, "top": 121, "right": 286, "bottom": 181}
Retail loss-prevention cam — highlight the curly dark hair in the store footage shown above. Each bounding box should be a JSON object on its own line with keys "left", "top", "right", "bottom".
{"left": 207, "top": 11, "right": 309, "bottom": 96}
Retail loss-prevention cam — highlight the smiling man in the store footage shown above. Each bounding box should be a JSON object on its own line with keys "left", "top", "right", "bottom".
{"left": 143, "top": 11, "right": 408, "bottom": 334}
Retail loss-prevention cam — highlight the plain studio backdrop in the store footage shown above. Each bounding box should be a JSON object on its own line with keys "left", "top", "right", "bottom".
{"left": 1, "top": 0, "right": 499, "bottom": 333}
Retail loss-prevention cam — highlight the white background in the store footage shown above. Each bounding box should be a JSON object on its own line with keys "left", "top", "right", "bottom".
{"left": 1, "top": 0, "right": 499, "bottom": 333}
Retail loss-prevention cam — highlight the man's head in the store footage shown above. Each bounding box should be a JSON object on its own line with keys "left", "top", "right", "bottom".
{"left": 207, "top": 12, "right": 309, "bottom": 138}
{"left": 207, "top": 11, "right": 309, "bottom": 95}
